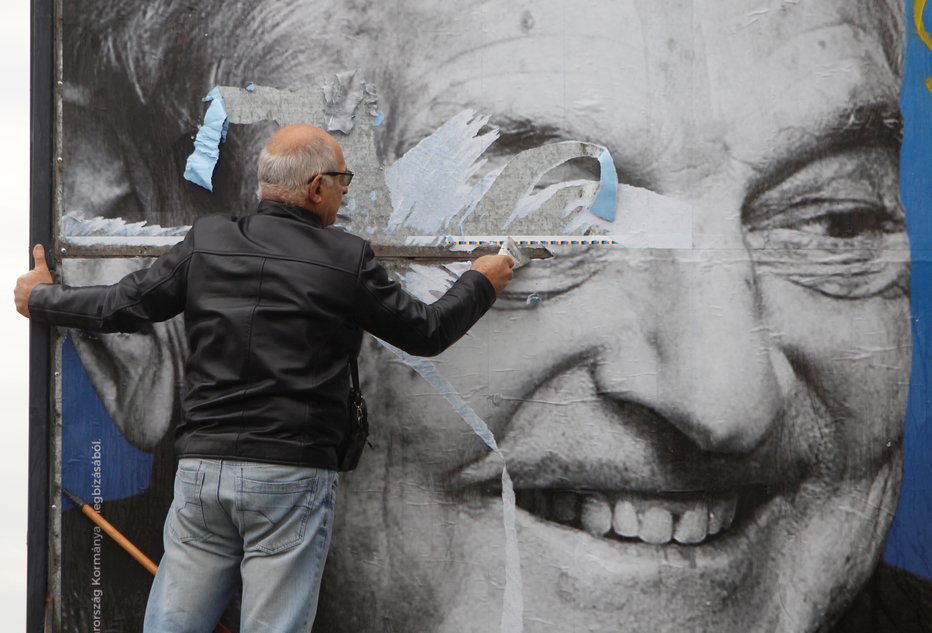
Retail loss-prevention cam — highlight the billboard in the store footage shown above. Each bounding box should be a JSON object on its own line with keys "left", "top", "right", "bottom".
{"left": 29, "top": 0, "right": 932, "bottom": 631}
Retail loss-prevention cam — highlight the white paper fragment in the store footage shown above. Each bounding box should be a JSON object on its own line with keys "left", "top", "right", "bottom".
{"left": 322, "top": 70, "right": 367, "bottom": 134}
{"left": 61, "top": 212, "right": 191, "bottom": 245}
{"left": 399, "top": 263, "right": 460, "bottom": 302}
{"left": 385, "top": 110, "right": 500, "bottom": 234}
{"left": 566, "top": 184, "right": 694, "bottom": 249}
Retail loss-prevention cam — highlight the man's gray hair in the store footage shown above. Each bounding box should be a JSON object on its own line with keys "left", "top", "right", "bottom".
{"left": 257, "top": 135, "right": 338, "bottom": 203}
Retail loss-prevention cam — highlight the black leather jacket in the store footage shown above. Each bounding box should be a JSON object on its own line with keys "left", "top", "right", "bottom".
{"left": 31, "top": 201, "right": 497, "bottom": 469}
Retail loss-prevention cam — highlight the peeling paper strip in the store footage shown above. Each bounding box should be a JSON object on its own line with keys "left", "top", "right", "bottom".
{"left": 62, "top": 212, "right": 190, "bottom": 238}
{"left": 379, "top": 341, "right": 524, "bottom": 633}
{"left": 590, "top": 150, "right": 618, "bottom": 221}
{"left": 385, "top": 110, "right": 500, "bottom": 234}
{"left": 471, "top": 141, "right": 615, "bottom": 235}
{"left": 386, "top": 110, "right": 693, "bottom": 247}
{"left": 62, "top": 212, "right": 189, "bottom": 247}
{"left": 62, "top": 236, "right": 187, "bottom": 248}
{"left": 183, "top": 87, "right": 229, "bottom": 191}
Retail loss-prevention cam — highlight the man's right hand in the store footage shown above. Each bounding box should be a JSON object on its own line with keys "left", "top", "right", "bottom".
{"left": 14, "top": 244, "right": 53, "bottom": 318}
{"left": 471, "top": 254, "right": 514, "bottom": 296}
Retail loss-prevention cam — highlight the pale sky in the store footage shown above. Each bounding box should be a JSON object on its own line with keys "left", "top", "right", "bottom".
{"left": 2, "top": 2, "right": 39, "bottom": 629}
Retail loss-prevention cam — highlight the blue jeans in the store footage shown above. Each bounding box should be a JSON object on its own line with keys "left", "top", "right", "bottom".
{"left": 143, "top": 459, "right": 339, "bottom": 633}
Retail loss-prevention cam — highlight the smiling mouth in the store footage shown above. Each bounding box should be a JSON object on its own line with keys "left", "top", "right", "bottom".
{"left": 512, "top": 486, "right": 770, "bottom": 546}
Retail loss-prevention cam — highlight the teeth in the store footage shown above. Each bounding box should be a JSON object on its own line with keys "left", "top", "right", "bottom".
{"left": 612, "top": 500, "right": 639, "bottom": 538}
{"left": 707, "top": 504, "right": 724, "bottom": 536}
{"left": 639, "top": 507, "right": 674, "bottom": 545}
{"left": 708, "top": 495, "right": 737, "bottom": 535}
{"left": 621, "top": 492, "right": 739, "bottom": 545}
{"left": 722, "top": 495, "right": 737, "bottom": 529}
{"left": 673, "top": 507, "right": 709, "bottom": 545}
{"left": 580, "top": 494, "right": 613, "bottom": 536}
{"left": 518, "top": 489, "right": 744, "bottom": 546}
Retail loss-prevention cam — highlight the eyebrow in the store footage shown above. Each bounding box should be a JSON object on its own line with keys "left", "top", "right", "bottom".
{"left": 458, "top": 102, "right": 904, "bottom": 201}
{"left": 743, "top": 101, "right": 903, "bottom": 202}
{"left": 489, "top": 118, "right": 565, "bottom": 153}
{"left": 489, "top": 117, "right": 660, "bottom": 189}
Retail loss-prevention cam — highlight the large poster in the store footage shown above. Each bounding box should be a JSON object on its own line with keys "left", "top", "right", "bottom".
{"left": 42, "top": 0, "right": 931, "bottom": 631}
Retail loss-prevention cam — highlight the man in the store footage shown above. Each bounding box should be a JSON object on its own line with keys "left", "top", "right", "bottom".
{"left": 16, "top": 123, "right": 515, "bottom": 633}
{"left": 49, "top": 0, "right": 931, "bottom": 632}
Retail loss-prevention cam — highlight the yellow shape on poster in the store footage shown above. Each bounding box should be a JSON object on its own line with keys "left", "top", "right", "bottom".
{"left": 917, "top": 0, "right": 932, "bottom": 92}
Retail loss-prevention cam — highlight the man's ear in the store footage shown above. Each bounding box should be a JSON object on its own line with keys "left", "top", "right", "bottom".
{"left": 307, "top": 175, "right": 322, "bottom": 202}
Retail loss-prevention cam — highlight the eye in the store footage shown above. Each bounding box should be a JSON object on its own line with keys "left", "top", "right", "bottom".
{"left": 760, "top": 198, "right": 904, "bottom": 243}
{"left": 816, "top": 207, "right": 889, "bottom": 239}
{"left": 742, "top": 147, "right": 908, "bottom": 299}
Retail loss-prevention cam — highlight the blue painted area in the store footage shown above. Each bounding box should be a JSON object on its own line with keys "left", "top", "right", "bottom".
{"left": 372, "top": 111, "right": 385, "bottom": 127}
{"left": 883, "top": 1, "right": 932, "bottom": 579}
{"left": 60, "top": 336, "right": 153, "bottom": 510}
{"left": 183, "top": 86, "right": 229, "bottom": 191}
{"left": 590, "top": 149, "right": 617, "bottom": 221}
{"left": 245, "top": 82, "right": 256, "bottom": 93}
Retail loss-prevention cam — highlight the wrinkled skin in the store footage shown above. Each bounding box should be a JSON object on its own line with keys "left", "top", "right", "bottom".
{"left": 318, "top": 2, "right": 911, "bottom": 633}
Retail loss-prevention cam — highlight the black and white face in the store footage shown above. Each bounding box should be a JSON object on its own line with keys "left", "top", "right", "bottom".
{"left": 318, "top": 2, "right": 912, "bottom": 633}
{"left": 60, "top": 1, "right": 911, "bottom": 631}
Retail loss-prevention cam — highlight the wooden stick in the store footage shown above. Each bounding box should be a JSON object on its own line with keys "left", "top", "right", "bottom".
{"left": 62, "top": 488, "right": 233, "bottom": 633}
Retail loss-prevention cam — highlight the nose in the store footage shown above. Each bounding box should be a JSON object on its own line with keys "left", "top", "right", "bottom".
{"left": 593, "top": 251, "right": 791, "bottom": 454}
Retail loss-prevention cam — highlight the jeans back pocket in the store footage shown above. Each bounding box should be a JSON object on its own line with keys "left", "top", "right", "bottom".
{"left": 238, "top": 474, "right": 320, "bottom": 555}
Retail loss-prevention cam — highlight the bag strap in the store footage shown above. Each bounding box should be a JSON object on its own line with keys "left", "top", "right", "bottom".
{"left": 349, "top": 357, "right": 360, "bottom": 392}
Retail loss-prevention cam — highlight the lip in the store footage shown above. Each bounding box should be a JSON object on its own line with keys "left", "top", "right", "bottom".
{"left": 452, "top": 469, "right": 792, "bottom": 587}
{"left": 449, "top": 361, "right": 803, "bottom": 573}
{"left": 455, "top": 460, "right": 785, "bottom": 546}
{"left": 511, "top": 485, "right": 768, "bottom": 546}
{"left": 511, "top": 482, "right": 790, "bottom": 583}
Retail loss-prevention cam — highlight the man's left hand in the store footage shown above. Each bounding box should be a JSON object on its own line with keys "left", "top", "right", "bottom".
{"left": 14, "top": 244, "right": 53, "bottom": 318}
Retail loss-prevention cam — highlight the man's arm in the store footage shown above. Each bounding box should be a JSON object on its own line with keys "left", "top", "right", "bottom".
{"left": 352, "top": 246, "right": 514, "bottom": 357}
{"left": 16, "top": 232, "right": 195, "bottom": 332}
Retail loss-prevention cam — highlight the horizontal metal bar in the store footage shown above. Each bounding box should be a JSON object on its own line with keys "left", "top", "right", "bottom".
{"left": 55, "top": 242, "right": 554, "bottom": 261}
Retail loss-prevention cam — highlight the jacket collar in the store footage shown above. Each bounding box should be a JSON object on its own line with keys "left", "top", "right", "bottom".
{"left": 257, "top": 199, "right": 325, "bottom": 228}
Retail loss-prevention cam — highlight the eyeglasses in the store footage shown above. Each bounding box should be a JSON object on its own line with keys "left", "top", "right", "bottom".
{"left": 308, "top": 171, "right": 354, "bottom": 186}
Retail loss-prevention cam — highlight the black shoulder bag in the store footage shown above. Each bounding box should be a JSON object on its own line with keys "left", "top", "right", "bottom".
{"left": 337, "top": 357, "right": 370, "bottom": 472}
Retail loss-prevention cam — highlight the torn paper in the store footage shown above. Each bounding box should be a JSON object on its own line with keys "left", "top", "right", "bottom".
{"left": 183, "top": 86, "right": 229, "bottom": 191}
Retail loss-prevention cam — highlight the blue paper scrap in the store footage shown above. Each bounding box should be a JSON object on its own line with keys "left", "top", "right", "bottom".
{"left": 245, "top": 82, "right": 256, "bottom": 92}
{"left": 183, "top": 87, "right": 230, "bottom": 191}
{"left": 590, "top": 149, "right": 618, "bottom": 221}
{"left": 372, "top": 111, "right": 386, "bottom": 127}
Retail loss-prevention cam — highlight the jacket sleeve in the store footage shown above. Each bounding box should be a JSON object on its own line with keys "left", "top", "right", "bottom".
{"left": 28, "top": 231, "right": 195, "bottom": 333}
{"left": 351, "top": 243, "right": 497, "bottom": 357}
